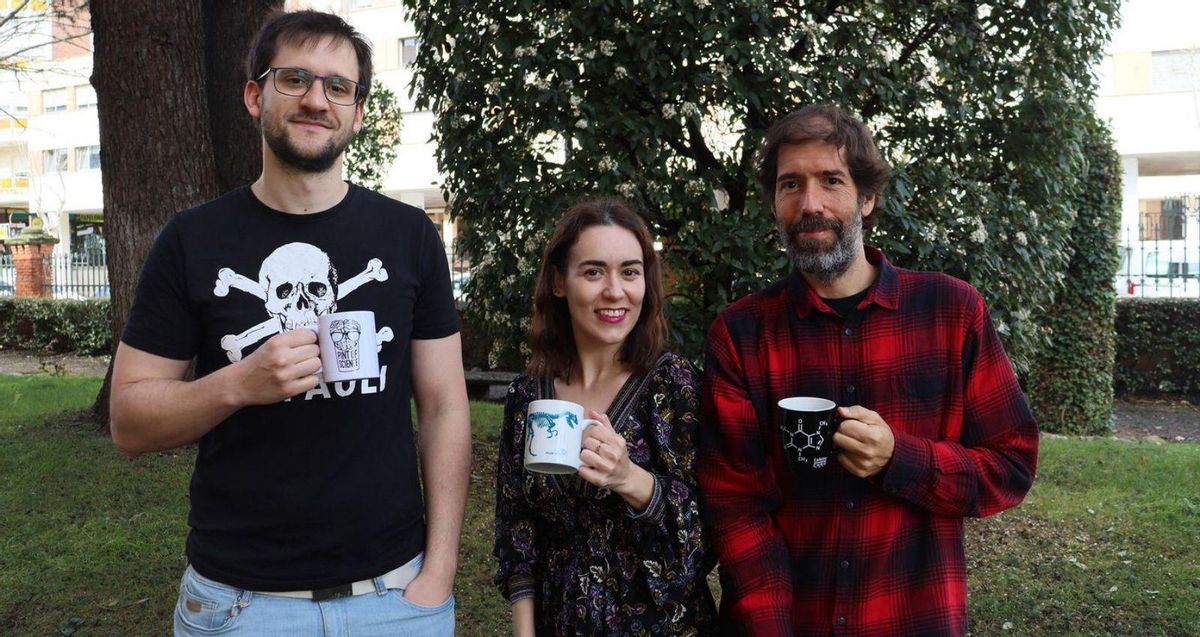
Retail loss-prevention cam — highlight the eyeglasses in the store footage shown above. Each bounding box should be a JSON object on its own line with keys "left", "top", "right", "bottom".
{"left": 257, "top": 67, "right": 365, "bottom": 106}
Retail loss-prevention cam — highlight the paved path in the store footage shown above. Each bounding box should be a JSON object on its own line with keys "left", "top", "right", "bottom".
{"left": 0, "top": 349, "right": 109, "bottom": 377}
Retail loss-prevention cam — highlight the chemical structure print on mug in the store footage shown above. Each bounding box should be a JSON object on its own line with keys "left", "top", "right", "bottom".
{"left": 778, "top": 396, "right": 841, "bottom": 471}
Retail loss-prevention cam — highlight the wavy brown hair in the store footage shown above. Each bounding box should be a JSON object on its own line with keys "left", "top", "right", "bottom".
{"left": 757, "top": 103, "right": 892, "bottom": 230}
{"left": 526, "top": 197, "right": 668, "bottom": 381}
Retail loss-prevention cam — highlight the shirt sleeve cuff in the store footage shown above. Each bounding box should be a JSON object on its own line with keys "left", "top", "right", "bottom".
{"left": 626, "top": 473, "right": 666, "bottom": 524}
{"left": 879, "top": 429, "right": 931, "bottom": 499}
{"left": 507, "top": 574, "right": 535, "bottom": 603}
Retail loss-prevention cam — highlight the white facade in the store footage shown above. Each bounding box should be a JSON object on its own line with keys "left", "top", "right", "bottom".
{"left": 25, "top": 53, "right": 102, "bottom": 252}
{"left": 1094, "top": 0, "right": 1200, "bottom": 296}
{"left": 0, "top": 0, "right": 98, "bottom": 253}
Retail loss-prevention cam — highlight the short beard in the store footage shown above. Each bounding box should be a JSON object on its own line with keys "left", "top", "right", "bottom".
{"left": 779, "top": 202, "right": 863, "bottom": 284}
{"left": 260, "top": 113, "right": 352, "bottom": 174}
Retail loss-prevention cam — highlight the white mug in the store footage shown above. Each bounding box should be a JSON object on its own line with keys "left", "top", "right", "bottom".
{"left": 314, "top": 310, "right": 379, "bottom": 382}
{"left": 523, "top": 399, "right": 601, "bottom": 474}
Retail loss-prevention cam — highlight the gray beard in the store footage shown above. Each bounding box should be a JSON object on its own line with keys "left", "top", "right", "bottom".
{"left": 779, "top": 203, "right": 863, "bottom": 284}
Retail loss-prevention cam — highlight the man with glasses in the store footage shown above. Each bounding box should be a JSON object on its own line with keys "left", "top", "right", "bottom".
{"left": 110, "top": 10, "right": 468, "bottom": 636}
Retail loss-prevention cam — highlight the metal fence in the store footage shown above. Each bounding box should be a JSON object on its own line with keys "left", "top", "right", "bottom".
{"left": 5, "top": 242, "right": 469, "bottom": 302}
{"left": 0, "top": 253, "right": 14, "bottom": 297}
{"left": 43, "top": 248, "right": 110, "bottom": 299}
{"left": 1117, "top": 194, "right": 1200, "bottom": 298}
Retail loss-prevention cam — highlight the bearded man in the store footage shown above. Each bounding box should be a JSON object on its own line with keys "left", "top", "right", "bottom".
{"left": 697, "top": 104, "right": 1039, "bottom": 636}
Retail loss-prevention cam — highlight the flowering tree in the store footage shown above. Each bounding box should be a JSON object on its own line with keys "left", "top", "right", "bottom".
{"left": 411, "top": 0, "right": 1121, "bottom": 371}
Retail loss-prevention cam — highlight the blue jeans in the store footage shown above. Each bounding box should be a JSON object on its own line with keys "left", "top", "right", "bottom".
{"left": 173, "top": 554, "right": 455, "bottom": 636}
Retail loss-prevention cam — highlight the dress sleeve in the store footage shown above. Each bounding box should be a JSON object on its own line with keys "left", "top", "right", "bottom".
{"left": 697, "top": 317, "right": 794, "bottom": 635}
{"left": 624, "top": 355, "right": 715, "bottom": 628}
{"left": 880, "top": 291, "right": 1039, "bottom": 517}
{"left": 493, "top": 379, "right": 539, "bottom": 603}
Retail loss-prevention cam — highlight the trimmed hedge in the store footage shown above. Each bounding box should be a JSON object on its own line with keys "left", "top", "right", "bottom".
{"left": 1026, "top": 117, "right": 1123, "bottom": 435}
{"left": 0, "top": 298, "right": 112, "bottom": 356}
{"left": 1115, "top": 298, "right": 1200, "bottom": 399}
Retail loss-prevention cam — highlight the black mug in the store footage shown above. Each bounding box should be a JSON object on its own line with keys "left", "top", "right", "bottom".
{"left": 778, "top": 397, "right": 841, "bottom": 471}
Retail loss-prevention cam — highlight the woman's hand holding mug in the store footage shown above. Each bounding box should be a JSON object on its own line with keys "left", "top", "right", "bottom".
{"left": 578, "top": 411, "right": 655, "bottom": 511}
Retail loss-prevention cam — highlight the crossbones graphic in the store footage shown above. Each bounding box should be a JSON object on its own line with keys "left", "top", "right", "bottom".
{"left": 214, "top": 242, "right": 390, "bottom": 362}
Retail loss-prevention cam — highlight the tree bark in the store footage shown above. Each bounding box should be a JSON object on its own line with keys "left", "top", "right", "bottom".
{"left": 203, "top": 0, "right": 279, "bottom": 192}
{"left": 90, "top": 1, "right": 280, "bottom": 427}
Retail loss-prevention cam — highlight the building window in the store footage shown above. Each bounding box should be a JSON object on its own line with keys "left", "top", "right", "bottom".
{"left": 43, "top": 88, "right": 67, "bottom": 113}
{"left": 75, "top": 145, "right": 101, "bottom": 171}
{"left": 76, "top": 84, "right": 97, "bottom": 109}
{"left": 42, "top": 148, "right": 67, "bottom": 173}
{"left": 1151, "top": 49, "right": 1199, "bottom": 93}
{"left": 400, "top": 36, "right": 420, "bottom": 68}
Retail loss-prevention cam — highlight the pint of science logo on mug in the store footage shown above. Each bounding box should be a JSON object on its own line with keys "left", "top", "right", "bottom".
{"left": 523, "top": 399, "right": 602, "bottom": 474}
{"left": 778, "top": 397, "right": 841, "bottom": 472}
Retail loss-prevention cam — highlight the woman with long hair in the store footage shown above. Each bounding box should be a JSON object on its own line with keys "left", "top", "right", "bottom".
{"left": 493, "top": 197, "right": 717, "bottom": 636}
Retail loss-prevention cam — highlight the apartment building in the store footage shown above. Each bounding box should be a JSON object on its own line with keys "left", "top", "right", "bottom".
{"left": 2, "top": 0, "right": 452, "bottom": 260}
{"left": 1095, "top": 0, "right": 1200, "bottom": 296}
{"left": 0, "top": 0, "right": 96, "bottom": 253}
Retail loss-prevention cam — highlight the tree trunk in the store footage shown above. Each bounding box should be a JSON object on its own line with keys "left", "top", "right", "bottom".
{"left": 90, "top": 1, "right": 279, "bottom": 427}
{"left": 203, "top": 0, "right": 279, "bottom": 192}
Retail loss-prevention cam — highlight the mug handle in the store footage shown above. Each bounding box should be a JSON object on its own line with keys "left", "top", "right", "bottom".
{"left": 576, "top": 419, "right": 603, "bottom": 464}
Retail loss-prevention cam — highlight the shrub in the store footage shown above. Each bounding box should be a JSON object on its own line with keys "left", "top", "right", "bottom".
{"left": 1025, "top": 117, "right": 1123, "bottom": 435}
{"left": 412, "top": 1, "right": 1122, "bottom": 372}
{"left": 0, "top": 298, "right": 112, "bottom": 356}
{"left": 1114, "top": 299, "right": 1200, "bottom": 399}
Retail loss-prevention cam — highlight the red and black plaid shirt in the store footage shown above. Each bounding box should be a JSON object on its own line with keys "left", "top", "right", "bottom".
{"left": 698, "top": 247, "right": 1038, "bottom": 636}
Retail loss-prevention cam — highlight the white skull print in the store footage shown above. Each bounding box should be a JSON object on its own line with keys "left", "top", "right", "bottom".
{"left": 213, "top": 242, "right": 392, "bottom": 364}
{"left": 260, "top": 242, "right": 338, "bottom": 331}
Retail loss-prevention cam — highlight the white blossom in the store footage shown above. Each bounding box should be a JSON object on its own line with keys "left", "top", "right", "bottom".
{"left": 617, "top": 182, "right": 638, "bottom": 198}
{"left": 614, "top": 66, "right": 628, "bottom": 79}
{"left": 569, "top": 95, "right": 583, "bottom": 108}
{"left": 485, "top": 79, "right": 503, "bottom": 95}
{"left": 583, "top": 49, "right": 596, "bottom": 60}
{"left": 575, "top": 118, "right": 588, "bottom": 130}
{"left": 515, "top": 45, "right": 536, "bottom": 58}
{"left": 599, "top": 40, "right": 616, "bottom": 56}
{"left": 598, "top": 156, "right": 618, "bottom": 172}
{"left": 488, "top": 23, "right": 499, "bottom": 34}
{"left": 1015, "top": 231, "right": 1028, "bottom": 246}
{"left": 661, "top": 103, "right": 677, "bottom": 118}
{"left": 714, "top": 62, "right": 733, "bottom": 77}
{"left": 681, "top": 102, "right": 700, "bottom": 118}
{"left": 970, "top": 226, "right": 988, "bottom": 243}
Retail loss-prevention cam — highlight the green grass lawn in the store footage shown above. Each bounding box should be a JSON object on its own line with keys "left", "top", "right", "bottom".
{"left": 1, "top": 374, "right": 1198, "bottom": 636}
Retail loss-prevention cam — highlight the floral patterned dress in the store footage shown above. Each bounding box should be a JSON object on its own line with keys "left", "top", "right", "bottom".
{"left": 493, "top": 352, "right": 718, "bottom": 636}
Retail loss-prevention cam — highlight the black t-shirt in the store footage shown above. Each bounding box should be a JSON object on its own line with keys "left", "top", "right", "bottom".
{"left": 122, "top": 184, "right": 460, "bottom": 591}
{"left": 821, "top": 288, "right": 869, "bottom": 320}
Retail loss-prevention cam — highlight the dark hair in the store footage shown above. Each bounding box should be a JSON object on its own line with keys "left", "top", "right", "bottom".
{"left": 245, "top": 10, "right": 373, "bottom": 101}
{"left": 526, "top": 197, "right": 668, "bottom": 380}
{"left": 757, "top": 104, "right": 892, "bottom": 228}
